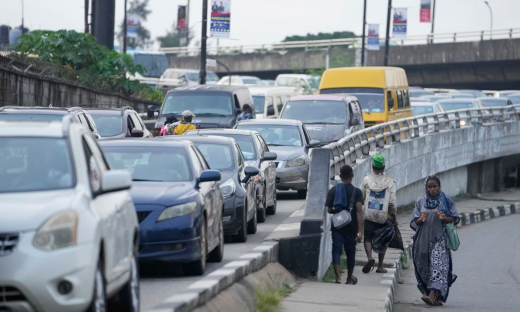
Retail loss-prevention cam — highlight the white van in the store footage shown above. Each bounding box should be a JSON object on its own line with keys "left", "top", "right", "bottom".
{"left": 275, "top": 74, "right": 321, "bottom": 94}
{"left": 249, "top": 86, "right": 298, "bottom": 119}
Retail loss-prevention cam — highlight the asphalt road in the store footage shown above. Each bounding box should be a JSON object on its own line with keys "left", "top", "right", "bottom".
{"left": 393, "top": 213, "right": 520, "bottom": 312}
{"left": 139, "top": 192, "right": 305, "bottom": 311}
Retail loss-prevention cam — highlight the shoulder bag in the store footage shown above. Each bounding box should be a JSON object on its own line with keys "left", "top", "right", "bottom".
{"left": 331, "top": 188, "right": 355, "bottom": 229}
{"left": 443, "top": 196, "right": 460, "bottom": 251}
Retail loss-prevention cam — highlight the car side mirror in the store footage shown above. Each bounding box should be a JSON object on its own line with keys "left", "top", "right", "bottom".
{"left": 199, "top": 170, "right": 221, "bottom": 185}
{"left": 131, "top": 128, "right": 144, "bottom": 138}
{"left": 242, "top": 166, "right": 260, "bottom": 183}
{"left": 147, "top": 105, "right": 156, "bottom": 118}
{"left": 101, "top": 170, "right": 132, "bottom": 194}
{"left": 308, "top": 140, "right": 321, "bottom": 148}
{"left": 262, "top": 152, "right": 277, "bottom": 161}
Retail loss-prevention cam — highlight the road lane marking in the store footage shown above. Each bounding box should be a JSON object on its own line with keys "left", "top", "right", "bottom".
{"left": 290, "top": 209, "right": 304, "bottom": 218}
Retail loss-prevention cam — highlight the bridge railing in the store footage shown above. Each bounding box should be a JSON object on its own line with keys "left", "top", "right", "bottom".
{"left": 161, "top": 28, "right": 520, "bottom": 56}
{"left": 325, "top": 105, "right": 520, "bottom": 178}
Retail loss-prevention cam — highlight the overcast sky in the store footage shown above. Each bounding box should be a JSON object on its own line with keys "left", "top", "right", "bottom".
{"left": 1, "top": 0, "right": 519, "bottom": 49}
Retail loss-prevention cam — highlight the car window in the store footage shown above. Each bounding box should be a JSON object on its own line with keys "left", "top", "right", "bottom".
{"left": 403, "top": 90, "right": 410, "bottom": 108}
{"left": 397, "top": 90, "right": 404, "bottom": 109}
{"left": 194, "top": 143, "right": 234, "bottom": 171}
{"left": 84, "top": 114, "right": 98, "bottom": 132}
{"left": 255, "top": 134, "right": 268, "bottom": 157}
{"left": 77, "top": 113, "right": 88, "bottom": 127}
{"left": 102, "top": 145, "right": 193, "bottom": 182}
{"left": 188, "top": 146, "right": 204, "bottom": 174}
{"left": 0, "top": 137, "right": 75, "bottom": 193}
{"left": 127, "top": 115, "right": 135, "bottom": 133}
{"left": 236, "top": 124, "right": 303, "bottom": 147}
{"left": 162, "top": 92, "right": 234, "bottom": 117}
{"left": 266, "top": 96, "right": 275, "bottom": 116}
{"left": 192, "top": 146, "right": 210, "bottom": 170}
{"left": 234, "top": 143, "right": 244, "bottom": 169}
{"left": 281, "top": 100, "right": 347, "bottom": 123}
{"left": 130, "top": 113, "right": 143, "bottom": 131}
{"left": 91, "top": 114, "right": 123, "bottom": 137}
{"left": 83, "top": 135, "right": 109, "bottom": 171}
{"left": 214, "top": 134, "right": 257, "bottom": 160}
{"left": 275, "top": 96, "right": 284, "bottom": 115}
{"left": 0, "top": 113, "right": 64, "bottom": 122}
{"left": 302, "top": 126, "right": 311, "bottom": 144}
{"left": 253, "top": 96, "right": 266, "bottom": 114}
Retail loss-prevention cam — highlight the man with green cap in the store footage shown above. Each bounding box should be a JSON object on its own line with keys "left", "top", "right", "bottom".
{"left": 359, "top": 153, "right": 397, "bottom": 274}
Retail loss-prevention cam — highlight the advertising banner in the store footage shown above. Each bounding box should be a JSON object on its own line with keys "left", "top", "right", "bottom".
{"left": 420, "top": 0, "right": 432, "bottom": 23}
{"left": 393, "top": 8, "right": 407, "bottom": 38}
{"left": 127, "top": 14, "right": 139, "bottom": 39}
{"left": 210, "top": 0, "right": 231, "bottom": 38}
{"left": 177, "top": 5, "right": 187, "bottom": 29}
{"left": 367, "top": 24, "right": 380, "bottom": 51}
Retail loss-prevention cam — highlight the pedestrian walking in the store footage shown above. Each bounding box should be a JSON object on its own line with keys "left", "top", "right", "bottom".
{"left": 410, "top": 176, "right": 460, "bottom": 306}
{"left": 360, "top": 154, "right": 397, "bottom": 274}
{"left": 326, "top": 165, "right": 364, "bottom": 285}
{"left": 237, "top": 104, "right": 255, "bottom": 122}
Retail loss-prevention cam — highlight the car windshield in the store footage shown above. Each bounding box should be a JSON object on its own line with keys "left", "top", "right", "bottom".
{"left": 236, "top": 125, "right": 302, "bottom": 147}
{"left": 253, "top": 96, "right": 265, "bottom": 113}
{"left": 161, "top": 92, "right": 233, "bottom": 117}
{"left": 281, "top": 100, "right": 346, "bottom": 124}
{"left": 194, "top": 143, "right": 234, "bottom": 171}
{"left": 439, "top": 101, "right": 476, "bottom": 111}
{"left": 0, "top": 113, "right": 64, "bottom": 122}
{"left": 102, "top": 146, "right": 192, "bottom": 182}
{"left": 479, "top": 99, "right": 508, "bottom": 107}
{"left": 451, "top": 93, "right": 476, "bottom": 99}
{"left": 133, "top": 54, "right": 170, "bottom": 78}
{"left": 200, "top": 133, "right": 257, "bottom": 160}
{"left": 350, "top": 93, "right": 385, "bottom": 113}
{"left": 186, "top": 72, "right": 219, "bottom": 82}
{"left": 91, "top": 114, "right": 123, "bottom": 137}
{"left": 0, "top": 138, "right": 75, "bottom": 193}
{"left": 242, "top": 77, "right": 262, "bottom": 85}
{"left": 412, "top": 105, "right": 434, "bottom": 116}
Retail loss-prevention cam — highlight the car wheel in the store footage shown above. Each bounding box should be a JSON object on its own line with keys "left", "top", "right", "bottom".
{"left": 234, "top": 203, "right": 248, "bottom": 243}
{"left": 266, "top": 189, "right": 277, "bottom": 215}
{"left": 247, "top": 204, "right": 257, "bottom": 234}
{"left": 209, "top": 212, "right": 224, "bottom": 262}
{"left": 87, "top": 260, "right": 107, "bottom": 312}
{"left": 114, "top": 252, "right": 139, "bottom": 312}
{"left": 183, "top": 217, "right": 207, "bottom": 275}
{"left": 257, "top": 188, "right": 267, "bottom": 223}
{"left": 297, "top": 189, "right": 308, "bottom": 199}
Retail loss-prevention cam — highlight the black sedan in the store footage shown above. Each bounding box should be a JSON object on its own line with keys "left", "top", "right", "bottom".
{"left": 158, "top": 135, "right": 260, "bottom": 242}
{"left": 185, "top": 129, "right": 277, "bottom": 222}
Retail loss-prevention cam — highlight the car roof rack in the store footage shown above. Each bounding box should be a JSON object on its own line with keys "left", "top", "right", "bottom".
{"left": 121, "top": 106, "right": 134, "bottom": 115}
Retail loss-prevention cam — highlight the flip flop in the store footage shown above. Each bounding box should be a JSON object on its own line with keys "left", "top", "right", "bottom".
{"left": 362, "top": 259, "right": 376, "bottom": 273}
{"left": 433, "top": 297, "right": 443, "bottom": 306}
{"left": 421, "top": 296, "right": 433, "bottom": 306}
{"left": 345, "top": 276, "right": 358, "bottom": 285}
{"left": 335, "top": 279, "right": 341, "bottom": 284}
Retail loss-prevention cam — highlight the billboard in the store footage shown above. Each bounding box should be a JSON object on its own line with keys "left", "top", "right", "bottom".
{"left": 420, "top": 0, "right": 432, "bottom": 23}
{"left": 127, "top": 14, "right": 139, "bottom": 39}
{"left": 367, "top": 24, "right": 379, "bottom": 51}
{"left": 210, "top": 0, "right": 231, "bottom": 38}
{"left": 393, "top": 8, "right": 407, "bottom": 38}
{"left": 177, "top": 5, "right": 187, "bottom": 29}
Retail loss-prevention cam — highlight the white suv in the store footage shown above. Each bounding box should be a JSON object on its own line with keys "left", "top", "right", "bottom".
{"left": 0, "top": 117, "right": 140, "bottom": 312}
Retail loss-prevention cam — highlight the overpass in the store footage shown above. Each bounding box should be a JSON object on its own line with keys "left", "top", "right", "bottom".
{"left": 162, "top": 28, "right": 520, "bottom": 89}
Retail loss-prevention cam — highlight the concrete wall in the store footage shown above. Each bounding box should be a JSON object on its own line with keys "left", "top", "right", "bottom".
{"left": 0, "top": 67, "right": 159, "bottom": 111}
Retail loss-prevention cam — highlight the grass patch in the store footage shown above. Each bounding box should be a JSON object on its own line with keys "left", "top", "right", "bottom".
{"left": 322, "top": 255, "right": 347, "bottom": 283}
{"left": 255, "top": 283, "right": 295, "bottom": 312}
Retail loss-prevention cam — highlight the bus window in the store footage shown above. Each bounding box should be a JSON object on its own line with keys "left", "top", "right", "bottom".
{"left": 403, "top": 90, "right": 410, "bottom": 107}
{"left": 387, "top": 91, "right": 394, "bottom": 110}
{"left": 397, "top": 90, "right": 404, "bottom": 109}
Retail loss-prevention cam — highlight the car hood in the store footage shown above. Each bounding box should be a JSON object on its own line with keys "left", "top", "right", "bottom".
{"left": 304, "top": 123, "right": 346, "bottom": 144}
{"left": 131, "top": 181, "right": 196, "bottom": 206}
{"left": 0, "top": 189, "right": 78, "bottom": 232}
{"left": 267, "top": 146, "right": 305, "bottom": 161}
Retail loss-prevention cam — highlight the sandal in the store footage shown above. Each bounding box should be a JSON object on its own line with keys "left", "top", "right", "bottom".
{"left": 421, "top": 296, "right": 433, "bottom": 306}
{"left": 346, "top": 276, "right": 358, "bottom": 285}
{"left": 362, "top": 259, "right": 376, "bottom": 273}
{"left": 376, "top": 268, "right": 388, "bottom": 273}
{"left": 335, "top": 279, "right": 341, "bottom": 284}
{"left": 433, "top": 295, "right": 443, "bottom": 306}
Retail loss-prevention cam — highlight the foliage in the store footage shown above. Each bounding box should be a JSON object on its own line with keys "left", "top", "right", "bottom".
{"left": 283, "top": 31, "right": 357, "bottom": 42}
{"left": 118, "top": 0, "right": 153, "bottom": 49}
{"left": 157, "top": 23, "right": 194, "bottom": 48}
{"left": 254, "top": 283, "right": 295, "bottom": 312}
{"left": 322, "top": 255, "right": 347, "bottom": 283}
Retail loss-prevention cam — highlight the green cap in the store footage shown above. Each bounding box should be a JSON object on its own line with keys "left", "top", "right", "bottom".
{"left": 372, "top": 154, "right": 385, "bottom": 169}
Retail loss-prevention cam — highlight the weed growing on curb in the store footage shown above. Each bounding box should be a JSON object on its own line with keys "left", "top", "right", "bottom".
{"left": 255, "top": 283, "right": 295, "bottom": 312}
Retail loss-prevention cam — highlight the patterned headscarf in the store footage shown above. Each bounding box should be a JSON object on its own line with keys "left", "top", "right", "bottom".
{"left": 424, "top": 176, "right": 446, "bottom": 211}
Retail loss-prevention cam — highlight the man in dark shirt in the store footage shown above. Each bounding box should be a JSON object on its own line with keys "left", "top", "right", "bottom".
{"left": 211, "top": 1, "right": 219, "bottom": 13}
{"left": 326, "top": 165, "right": 364, "bottom": 285}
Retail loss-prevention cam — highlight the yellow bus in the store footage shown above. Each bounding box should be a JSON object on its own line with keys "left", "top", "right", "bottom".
{"left": 318, "top": 67, "right": 412, "bottom": 127}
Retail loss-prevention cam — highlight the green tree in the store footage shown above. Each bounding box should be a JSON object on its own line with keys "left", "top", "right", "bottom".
{"left": 157, "top": 23, "right": 194, "bottom": 48}
{"left": 118, "top": 0, "right": 153, "bottom": 49}
{"left": 283, "top": 31, "right": 357, "bottom": 42}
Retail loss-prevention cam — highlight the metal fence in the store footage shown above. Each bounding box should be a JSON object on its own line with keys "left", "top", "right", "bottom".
{"left": 160, "top": 28, "right": 520, "bottom": 56}
{"left": 324, "top": 105, "right": 520, "bottom": 178}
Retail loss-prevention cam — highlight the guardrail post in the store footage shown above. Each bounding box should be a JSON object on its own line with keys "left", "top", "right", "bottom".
{"left": 454, "top": 111, "right": 461, "bottom": 129}
{"left": 481, "top": 31, "right": 484, "bottom": 41}
{"left": 346, "top": 138, "right": 357, "bottom": 164}
{"left": 454, "top": 33, "right": 457, "bottom": 42}
{"left": 402, "top": 120, "right": 410, "bottom": 140}
{"left": 510, "top": 29, "right": 513, "bottom": 39}
{"left": 411, "top": 118, "right": 420, "bottom": 138}
{"left": 433, "top": 115, "right": 440, "bottom": 132}
{"left": 383, "top": 124, "right": 393, "bottom": 145}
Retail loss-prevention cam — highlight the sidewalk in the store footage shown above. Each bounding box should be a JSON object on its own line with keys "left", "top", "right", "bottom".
{"left": 279, "top": 189, "right": 520, "bottom": 312}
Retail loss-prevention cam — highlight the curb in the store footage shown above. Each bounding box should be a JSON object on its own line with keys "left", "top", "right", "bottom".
{"left": 382, "top": 202, "right": 519, "bottom": 312}
{"left": 146, "top": 241, "right": 279, "bottom": 312}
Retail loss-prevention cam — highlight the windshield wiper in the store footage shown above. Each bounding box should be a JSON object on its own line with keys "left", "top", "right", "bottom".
{"left": 132, "top": 178, "right": 156, "bottom": 182}
{"left": 268, "top": 144, "right": 289, "bottom": 146}
{"left": 196, "top": 113, "right": 228, "bottom": 117}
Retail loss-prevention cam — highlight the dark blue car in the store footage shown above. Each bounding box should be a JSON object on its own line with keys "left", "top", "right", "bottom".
{"left": 100, "top": 139, "right": 224, "bottom": 275}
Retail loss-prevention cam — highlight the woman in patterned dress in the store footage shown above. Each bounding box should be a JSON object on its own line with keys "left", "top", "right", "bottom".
{"left": 410, "top": 176, "right": 460, "bottom": 306}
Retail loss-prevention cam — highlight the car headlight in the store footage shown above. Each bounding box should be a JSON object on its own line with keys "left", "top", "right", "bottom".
{"left": 221, "top": 178, "right": 236, "bottom": 200}
{"left": 33, "top": 211, "right": 78, "bottom": 251}
{"left": 286, "top": 156, "right": 306, "bottom": 168}
{"left": 157, "top": 202, "right": 197, "bottom": 222}
{"left": 460, "top": 120, "right": 466, "bottom": 126}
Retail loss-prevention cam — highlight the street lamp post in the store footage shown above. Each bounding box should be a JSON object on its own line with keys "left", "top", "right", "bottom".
{"left": 361, "top": 0, "right": 367, "bottom": 66}
{"left": 484, "top": 1, "right": 493, "bottom": 39}
{"left": 123, "top": 0, "right": 127, "bottom": 53}
{"left": 20, "top": 0, "right": 24, "bottom": 33}
{"left": 383, "top": 0, "right": 392, "bottom": 66}
{"left": 199, "top": 0, "right": 208, "bottom": 85}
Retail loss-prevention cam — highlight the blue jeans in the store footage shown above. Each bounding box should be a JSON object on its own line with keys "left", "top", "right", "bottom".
{"left": 332, "top": 231, "right": 357, "bottom": 269}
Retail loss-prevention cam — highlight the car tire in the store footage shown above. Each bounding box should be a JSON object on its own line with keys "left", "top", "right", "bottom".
{"left": 247, "top": 204, "right": 257, "bottom": 234}
{"left": 234, "top": 203, "right": 248, "bottom": 243}
{"left": 209, "top": 212, "right": 224, "bottom": 262}
{"left": 266, "top": 189, "right": 277, "bottom": 215}
{"left": 183, "top": 217, "right": 207, "bottom": 276}
{"left": 297, "top": 189, "right": 307, "bottom": 199}
{"left": 86, "top": 260, "right": 107, "bottom": 312}
{"left": 114, "top": 252, "right": 140, "bottom": 312}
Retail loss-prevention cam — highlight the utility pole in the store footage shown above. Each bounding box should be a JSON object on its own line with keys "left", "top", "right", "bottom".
{"left": 430, "top": 0, "right": 436, "bottom": 43}
{"left": 186, "top": 0, "right": 191, "bottom": 47}
{"left": 383, "top": 0, "right": 392, "bottom": 66}
{"left": 20, "top": 0, "right": 24, "bottom": 33}
{"left": 361, "top": 0, "right": 368, "bottom": 66}
{"left": 123, "top": 0, "right": 127, "bottom": 53}
{"left": 199, "top": 0, "right": 208, "bottom": 85}
{"left": 84, "top": 0, "right": 89, "bottom": 33}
